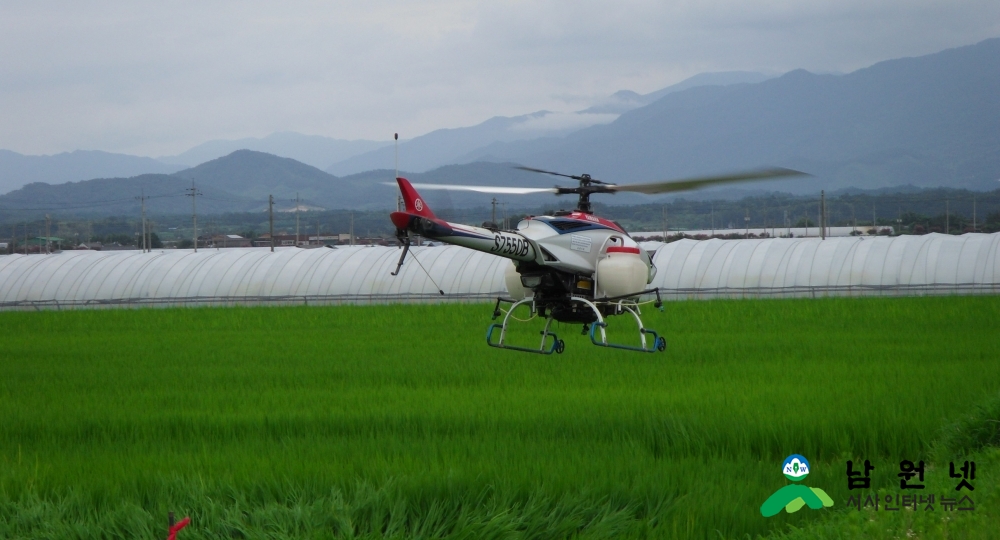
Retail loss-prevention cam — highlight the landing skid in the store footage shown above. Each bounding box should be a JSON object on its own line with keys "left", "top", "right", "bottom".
{"left": 486, "top": 298, "right": 565, "bottom": 355}
{"left": 486, "top": 294, "right": 666, "bottom": 354}
{"left": 587, "top": 300, "right": 666, "bottom": 353}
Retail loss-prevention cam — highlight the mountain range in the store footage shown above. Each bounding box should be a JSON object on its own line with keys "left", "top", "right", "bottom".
{"left": 0, "top": 150, "right": 185, "bottom": 195}
{"left": 1, "top": 38, "right": 999, "bottom": 216}
{"left": 156, "top": 132, "right": 390, "bottom": 169}
{"left": 0, "top": 151, "right": 571, "bottom": 217}
{"left": 461, "top": 38, "right": 1000, "bottom": 192}
{"left": 0, "top": 71, "right": 771, "bottom": 196}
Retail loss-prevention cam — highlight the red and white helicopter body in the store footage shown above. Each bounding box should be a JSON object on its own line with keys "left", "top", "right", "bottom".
{"left": 389, "top": 167, "right": 805, "bottom": 354}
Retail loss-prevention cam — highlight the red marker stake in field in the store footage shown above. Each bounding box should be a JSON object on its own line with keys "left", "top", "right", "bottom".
{"left": 167, "top": 516, "right": 190, "bottom": 540}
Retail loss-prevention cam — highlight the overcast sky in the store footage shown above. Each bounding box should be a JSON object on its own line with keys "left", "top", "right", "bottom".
{"left": 1, "top": 0, "right": 997, "bottom": 157}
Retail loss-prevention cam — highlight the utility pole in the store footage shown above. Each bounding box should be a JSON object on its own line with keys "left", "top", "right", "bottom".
{"left": 350, "top": 213, "right": 354, "bottom": 246}
{"left": 872, "top": 204, "right": 877, "bottom": 234}
{"left": 45, "top": 214, "right": 51, "bottom": 254}
{"left": 744, "top": 209, "right": 750, "bottom": 238}
{"left": 851, "top": 204, "right": 856, "bottom": 235}
{"left": 820, "top": 191, "right": 826, "bottom": 240}
{"left": 973, "top": 196, "right": 977, "bottom": 233}
{"left": 491, "top": 197, "right": 497, "bottom": 226}
{"left": 186, "top": 181, "right": 201, "bottom": 252}
{"left": 137, "top": 189, "right": 148, "bottom": 252}
{"left": 268, "top": 195, "right": 275, "bottom": 253}
{"left": 295, "top": 192, "right": 300, "bottom": 247}
{"left": 711, "top": 203, "right": 715, "bottom": 237}
{"left": 784, "top": 209, "right": 789, "bottom": 237}
{"left": 316, "top": 221, "right": 320, "bottom": 247}
{"left": 143, "top": 191, "right": 148, "bottom": 252}
{"left": 945, "top": 199, "right": 950, "bottom": 234}
{"left": 394, "top": 133, "right": 399, "bottom": 180}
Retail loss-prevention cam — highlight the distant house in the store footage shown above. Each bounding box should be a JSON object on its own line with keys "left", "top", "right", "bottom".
{"left": 208, "top": 234, "right": 252, "bottom": 248}
{"left": 254, "top": 233, "right": 344, "bottom": 248}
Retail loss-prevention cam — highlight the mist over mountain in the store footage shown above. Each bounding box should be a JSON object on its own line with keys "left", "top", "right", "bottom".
{"left": 470, "top": 39, "right": 1000, "bottom": 193}
{"left": 324, "top": 110, "right": 617, "bottom": 177}
{"left": 0, "top": 150, "right": 185, "bottom": 195}
{"left": 578, "top": 71, "right": 774, "bottom": 114}
{"left": 324, "top": 72, "right": 774, "bottom": 177}
{"left": 158, "top": 132, "right": 389, "bottom": 169}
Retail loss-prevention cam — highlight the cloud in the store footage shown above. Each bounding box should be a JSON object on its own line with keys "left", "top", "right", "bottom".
{"left": 508, "top": 112, "right": 618, "bottom": 133}
{"left": 0, "top": 1, "right": 998, "bottom": 156}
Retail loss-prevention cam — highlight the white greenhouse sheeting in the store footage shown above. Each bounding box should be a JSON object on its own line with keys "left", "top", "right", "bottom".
{"left": 0, "top": 246, "right": 508, "bottom": 309}
{"left": 0, "top": 233, "right": 998, "bottom": 309}
{"left": 644, "top": 233, "right": 1000, "bottom": 299}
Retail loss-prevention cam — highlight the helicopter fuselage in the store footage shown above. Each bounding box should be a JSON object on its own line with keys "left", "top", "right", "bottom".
{"left": 390, "top": 178, "right": 655, "bottom": 323}
{"left": 387, "top": 166, "right": 805, "bottom": 353}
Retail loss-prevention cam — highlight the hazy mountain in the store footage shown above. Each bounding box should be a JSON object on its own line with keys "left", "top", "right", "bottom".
{"left": 158, "top": 132, "right": 390, "bottom": 169}
{"left": 0, "top": 174, "right": 254, "bottom": 217}
{"left": 0, "top": 151, "right": 598, "bottom": 217}
{"left": 579, "top": 71, "right": 774, "bottom": 114}
{"left": 6, "top": 39, "right": 1000, "bottom": 217}
{"left": 325, "top": 110, "right": 617, "bottom": 176}
{"left": 325, "top": 72, "right": 774, "bottom": 177}
{"left": 0, "top": 151, "right": 346, "bottom": 217}
{"left": 172, "top": 150, "right": 342, "bottom": 202}
{"left": 0, "top": 150, "right": 185, "bottom": 195}
{"left": 471, "top": 38, "right": 1000, "bottom": 192}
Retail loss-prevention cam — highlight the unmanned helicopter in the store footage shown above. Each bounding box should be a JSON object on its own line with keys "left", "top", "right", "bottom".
{"left": 389, "top": 166, "right": 805, "bottom": 354}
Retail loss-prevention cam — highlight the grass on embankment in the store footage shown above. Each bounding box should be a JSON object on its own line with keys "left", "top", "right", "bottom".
{"left": 0, "top": 296, "right": 998, "bottom": 539}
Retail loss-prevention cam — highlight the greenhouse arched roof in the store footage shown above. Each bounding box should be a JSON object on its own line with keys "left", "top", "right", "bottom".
{"left": 0, "top": 245, "right": 508, "bottom": 309}
{"left": 0, "top": 233, "right": 997, "bottom": 309}
{"left": 645, "top": 232, "right": 1000, "bottom": 298}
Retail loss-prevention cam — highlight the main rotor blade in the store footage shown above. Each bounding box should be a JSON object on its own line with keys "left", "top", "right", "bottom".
{"left": 514, "top": 166, "right": 582, "bottom": 180}
{"left": 607, "top": 167, "right": 809, "bottom": 195}
{"left": 400, "top": 183, "right": 560, "bottom": 195}
{"left": 515, "top": 166, "right": 612, "bottom": 185}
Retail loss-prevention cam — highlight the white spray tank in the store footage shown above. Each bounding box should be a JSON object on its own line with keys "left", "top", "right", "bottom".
{"left": 504, "top": 261, "right": 529, "bottom": 300}
{"left": 596, "top": 246, "right": 647, "bottom": 298}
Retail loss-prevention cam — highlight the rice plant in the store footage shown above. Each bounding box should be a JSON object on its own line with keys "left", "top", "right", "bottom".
{"left": 0, "top": 296, "right": 997, "bottom": 538}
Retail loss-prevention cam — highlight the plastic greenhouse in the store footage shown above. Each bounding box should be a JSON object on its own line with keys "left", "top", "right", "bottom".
{"left": 1, "top": 233, "right": 998, "bottom": 309}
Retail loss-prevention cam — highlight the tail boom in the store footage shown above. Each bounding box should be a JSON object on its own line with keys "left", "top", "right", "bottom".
{"left": 391, "top": 177, "right": 536, "bottom": 262}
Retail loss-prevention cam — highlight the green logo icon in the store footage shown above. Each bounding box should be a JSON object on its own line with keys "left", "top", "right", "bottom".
{"left": 760, "top": 454, "right": 834, "bottom": 517}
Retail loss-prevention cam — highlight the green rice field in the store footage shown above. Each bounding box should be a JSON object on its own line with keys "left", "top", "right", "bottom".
{"left": 1, "top": 297, "right": 999, "bottom": 539}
